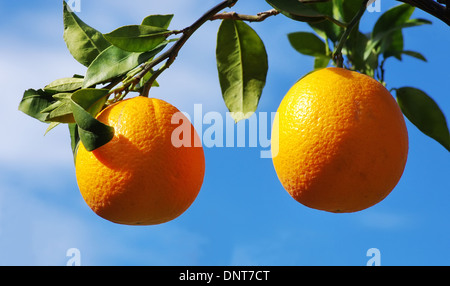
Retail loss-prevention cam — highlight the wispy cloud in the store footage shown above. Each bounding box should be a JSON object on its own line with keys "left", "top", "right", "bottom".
{"left": 229, "top": 230, "right": 302, "bottom": 266}
{"left": 0, "top": 46, "right": 82, "bottom": 169}
{"left": 0, "top": 171, "right": 209, "bottom": 266}
{"left": 355, "top": 209, "right": 414, "bottom": 230}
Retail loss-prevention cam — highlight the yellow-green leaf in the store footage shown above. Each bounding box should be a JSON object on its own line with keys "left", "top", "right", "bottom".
{"left": 216, "top": 20, "right": 268, "bottom": 123}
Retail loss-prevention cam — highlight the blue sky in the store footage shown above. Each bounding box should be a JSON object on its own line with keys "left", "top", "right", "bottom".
{"left": 0, "top": 0, "right": 449, "bottom": 266}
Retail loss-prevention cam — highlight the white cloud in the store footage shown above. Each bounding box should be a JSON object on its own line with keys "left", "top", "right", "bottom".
{"left": 0, "top": 174, "right": 81, "bottom": 265}
{"left": 0, "top": 172, "right": 209, "bottom": 265}
{"left": 89, "top": 224, "right": 209, "bottom": 266}
{"left": 356, "top": 210, "right": 414, "bottom": 230}
{"left": 76, "top": 0, "right": 220, "bottom": 34}
{"left": 229, "top": 231, "right": 300, "bottom": 266}
{"left": 0, "top": 45, "right": 83, "bottom": 169}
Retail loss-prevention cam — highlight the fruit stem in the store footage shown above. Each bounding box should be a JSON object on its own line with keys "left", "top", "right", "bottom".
{"left": 332, "top": 0, "right": 369, "bottom": 68}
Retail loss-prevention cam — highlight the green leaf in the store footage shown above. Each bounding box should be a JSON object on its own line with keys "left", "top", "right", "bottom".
{"left": 266, "top": 0, "right": 327, "bottom": 23}
{"left": 288, "top": 32, "right": 329, "bottom": 57}
{"left": 141, "top": 14, "right": 174, "bottom": 29}
{"left": 371, "top": 3, "right": 415, "bottom": 60}
{"left": 381, "top": 30, "right": 404, "bottom": 60}
{"left": 40, "top": 98, "right": 64, "bottom": 114}
{"left": 52, "top": 92, "right": 73, "bottom": 100}
{"left": 314, "top": 55, "right": 330, "bottom": 69}
{"left": 365, "top": 3, "right": 432, "bottom": 61}
{"left": 71, "top": 88, "right": 110, "bottom": 117}
{"left": 71, "top": 89, "right": 114, "bottom": 152}
{"left": 340, "top": 0, "right": 366, "bottom": 23}
{"left": 346, "top": 31, "right": 378, "bottom": 76}
{"left": 396, "top": 87, "right": 450, "bottom": 151}
{"left": 18, "top": 89, "right": 55, "bottom": 122}
{"left": 401, "top": 50, "right": 427, "bottom": 62}
{"left": 385, "top": 49, "right": 427, "bottom": 62}
{"left": 42, "top": 88, "right": 110, "bottom": 124}
{"left": 42, "top": 99, "right": 75, "bottom": 124}
{"left": 307, "top": 0, "right": 343, "bottom": 43}
{"left": 372, "top": 4, "right": 415, "bottom": 40}
{"left": 44, "top": 122, "right": 61, "bottom": 135}
{"left": 83, "top": 41, "right": 168, "bottom": 88}
{"left": 69, "top": 123, "right": 81, "bottom": 160}
{"left": 365, "top": 18, "right": 431, "bottom": 60}
{"left": 44, "top": 77, "right": 84, "bottom": 93}
{"left": 63, "top": 1, "right": 111, "bottom": 67}
{"left": 216, "top": 20, "right": 268, "bottom": 123}
{"left": 104, "top": 25, "right": 168, "bottom": 53}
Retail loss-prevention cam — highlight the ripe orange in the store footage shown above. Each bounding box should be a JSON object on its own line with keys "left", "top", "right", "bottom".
{"left": 75, "top": 96, "right": 205, "bottom": 225}
{"left": 271, "top": 67, "right": 409, "bottom": 213}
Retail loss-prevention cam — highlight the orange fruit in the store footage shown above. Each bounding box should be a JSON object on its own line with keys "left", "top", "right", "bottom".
{"left": 75, "top": 96, "right": 205, "bottom": 225}
{"left": 271, "top": 67, "right": 408, "bottom": 213}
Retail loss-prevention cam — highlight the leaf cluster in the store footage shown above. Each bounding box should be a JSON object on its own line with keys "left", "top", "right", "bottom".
{"left": 18, "top": 1, "right": 271, "bottom": 156}
{"left": 18, "top": 0, "right": 449, "bottom": 155}
{"left": 19, "top": 2, "right": 178, "bottom": 155}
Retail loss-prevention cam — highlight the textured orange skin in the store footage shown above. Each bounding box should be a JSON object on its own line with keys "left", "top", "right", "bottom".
{"left": 75, "top": 96, "right": 205, "bottom": 225}
{"left": 271, "top": 68, "right": 409, "bottom": 213}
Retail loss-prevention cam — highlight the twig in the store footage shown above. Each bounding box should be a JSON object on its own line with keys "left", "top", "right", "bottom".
{"left": 137, "top": 0, "right": 239, "bottom": 96}
{"left": 210, "top": 9, "right": 280, "bottom": 22}
{"left": 443, "top": 0, "right": 450, "bottom": 17}
{"left": 397, "top": 0, "right": 450, "bottom": 26}
{"left": 332, "top": 0, "right": 369, "bottom": 67}
{"left": 106, "top": 0, "right": 238, "bottom": 99}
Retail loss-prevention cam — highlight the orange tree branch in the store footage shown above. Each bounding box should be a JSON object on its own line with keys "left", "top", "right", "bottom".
{"left": 397, "top": 0, "right": 450, "bottom": 25}
{"left": 138, "top": 0, "right": 239, "bottom": 96}
{"left": 210, "top": 9, "right": 280, "bottom": 22}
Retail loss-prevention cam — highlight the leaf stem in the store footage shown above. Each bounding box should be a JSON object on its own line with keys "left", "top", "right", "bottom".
{"left": 332, "top": 0, "right": 369, "bottom": 68}
{"left": 325, "top": 16, "right": 348, "bottom": 28}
